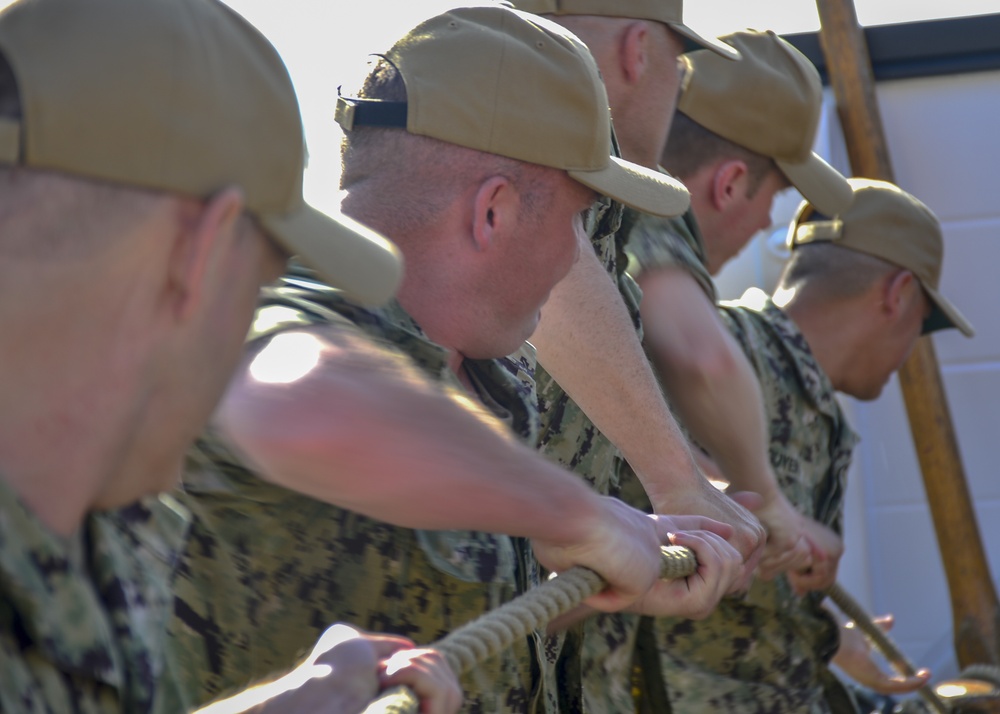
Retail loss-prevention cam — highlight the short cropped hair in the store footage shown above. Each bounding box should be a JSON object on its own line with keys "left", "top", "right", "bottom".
{"left": 663, "top": 111, "right": 779, "bottom": 198}
{"left": 779, "top": 239, "right": 899, "bottom": 302}
{"left": 339, "top": 58, "right": 552, "bottom": 233}
{"left": 0, "top": 52, "right": 171, "bottom": 260}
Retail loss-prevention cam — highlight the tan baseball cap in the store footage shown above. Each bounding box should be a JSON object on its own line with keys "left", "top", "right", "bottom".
{"left": 0, "top": 0, "right": 401, "bottom": 307}
{"left": 510, "top": 0, "right": 739, "bottom": 59}
{"left": 679, "top": 30, "right": 853, "bottom": 217}
{"left": 790, "top": 179, "right": 973, "bottom": 337}
{"left": 335, "top": 5, "right": 690, "bottom": 218}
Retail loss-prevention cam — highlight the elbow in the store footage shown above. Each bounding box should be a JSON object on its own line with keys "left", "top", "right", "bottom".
{"left": 650, "top": 338, "right": 741, "bottom": 389}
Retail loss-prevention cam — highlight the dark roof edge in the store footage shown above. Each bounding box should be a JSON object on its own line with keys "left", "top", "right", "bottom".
{"left": 783, "top": 13, "right": 1000, "bottom": 83}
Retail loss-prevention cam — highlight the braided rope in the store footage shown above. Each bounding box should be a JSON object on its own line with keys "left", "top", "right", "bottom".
{"left": 362, "top": 544, "right": 697, "bottom": 714}
{"left": 827, "top": 583, "right": 950, "bottom": 714}
{"left": 958, "top": 663, "right": 1000, "bottom": 688}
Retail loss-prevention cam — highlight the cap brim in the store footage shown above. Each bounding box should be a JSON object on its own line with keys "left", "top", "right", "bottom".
{"left": 261, "top": 204, "right": 403, "bottom": 307}
{"left": 567, "top": 156, "right": 691, "bottom": 217}
{"left": 923, "top": 284, "right": 975, "bottom": 337}
{"left": 672, "top": 24, "right": 740, "bottom": 60}
{"left": 569, "top": 157, "right": 690, "bottom": 218}
{"left": 777, "top": 152, "right": 855, "bottom": 217}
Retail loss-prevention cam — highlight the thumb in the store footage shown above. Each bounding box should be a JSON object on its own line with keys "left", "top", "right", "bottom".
{"left": 872, "top": 614, "right": 896, "bottom": 632}
{"left": 728, "top": 490, "right": 764, "bottom": 512}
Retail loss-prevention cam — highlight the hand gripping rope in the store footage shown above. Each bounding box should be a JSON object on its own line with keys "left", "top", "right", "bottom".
{"left": 361, "top": 544, "right": 698, "bottom": 714}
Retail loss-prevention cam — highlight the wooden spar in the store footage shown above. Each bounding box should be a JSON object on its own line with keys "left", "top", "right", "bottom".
{"left": 814, "top": 0, "right": 1000, "bottom": 670}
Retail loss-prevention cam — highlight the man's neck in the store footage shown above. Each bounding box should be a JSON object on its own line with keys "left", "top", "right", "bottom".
{"left": 0, "top": 434, "right": 103, "bottom": 536}
{"left": 616, "top": 134, "right": 659, "bottom": 171}
{"left": 0, "top": 347, "right": 136, "bottom": 536}
{"left": 781, "top": 294, "right": 863, "bottom": 393}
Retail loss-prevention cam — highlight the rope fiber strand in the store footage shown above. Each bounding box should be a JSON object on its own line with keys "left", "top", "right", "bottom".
{"left": 361, "top": 544, "right": 697, "bottom": 714}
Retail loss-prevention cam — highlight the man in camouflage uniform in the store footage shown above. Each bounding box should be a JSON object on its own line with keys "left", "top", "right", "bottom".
{"left": 655, "top": 180, "right": 973, "bottom": 712}
{"left": 625, "top": 29, "right": 857, "bottom": 582}
{"left": 505, "top": 4, "right": 767, "bottom": 710}
{"left": 0, "top": 0, "right": 460, "bottom": 711}
{"left": 165, "top": 6, "right": 746, "bottom": 713}
{"left": 622, "top": 31, "right": 857, "bottom": 706}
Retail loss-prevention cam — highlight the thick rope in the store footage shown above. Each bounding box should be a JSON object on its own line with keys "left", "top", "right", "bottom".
{"left": 362, "top": 544, "right": 697, "bottom": 714}
{"left": 827, "top": 583, "right": 950, "bottom": 714}
{"left": 958, "top": 663, "right": 1000, "bottom": 688}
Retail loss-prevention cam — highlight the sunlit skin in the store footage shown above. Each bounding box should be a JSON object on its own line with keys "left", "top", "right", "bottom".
{"left": 830, "top": 276, "right": 930, "bottom": 401}
{"left": 705, "top": 169, "right": 791, "bottom": 275}
{"left": 518, "top": 11, "right": 768, "bottom": 584}
{"left": 562, "top": 17, "right": 685, "bottom": 168}
{"left": 196, "top": 624, "right": 460, "bottom": 714}
{"left": 348, "top": 169, "right": 593, "bottom": 364}
{"left": 481, "top": 176, "right": 594, "bottom": 355}
{"left": 781, "top": 270, "right": 931, "bottom": 401}
{"left": 249, "top": 330, "right": 326, "bottom": 385}
{"left": 97, "top": 203, "right": 288, "bottom": 505}
{"left": 0, "top": 183, "right": 285, "bottom": 534}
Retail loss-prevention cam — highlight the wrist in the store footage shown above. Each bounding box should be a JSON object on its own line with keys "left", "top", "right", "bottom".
{"left": 526, "top": 460, "right": 605, "bottom": 548}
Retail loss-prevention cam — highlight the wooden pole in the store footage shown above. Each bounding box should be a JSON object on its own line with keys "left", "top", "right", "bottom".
{"left": 815, "top": 0, "right": 1000, "bottom": 670}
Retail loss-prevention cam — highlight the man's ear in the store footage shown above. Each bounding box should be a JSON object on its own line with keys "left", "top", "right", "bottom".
{"left": 619, "top": 21, "right": 650, "bottom": 85}
{"left": 166, "top": 186, "right": 245, "bottom": 322}
{"left": 882, "top": 269, "right": 916, "bottom": 320}
{"left": 471, "top": 175, "right": 515, "bottom": 252}
{"left": 710, "top": 160, "right": 748, "bottom": 212}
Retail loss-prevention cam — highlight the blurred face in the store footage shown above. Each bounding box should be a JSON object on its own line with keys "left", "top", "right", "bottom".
{"left": 94, "top": 199, "right": 289, "bottom": 508}
{"left": 850, "top": 283, "right": 931, "bottom": 401}
{"left": 646, "top": 25, "right": 687, "bottom": 159}
{"left": 155, "top": 221, "right": 287, "bottom": 490}
{"left": 708, "top": 168, "right": 788, "bottom": 275}
{"left": 187, "top": 225, "right": 287, "bottom": 425}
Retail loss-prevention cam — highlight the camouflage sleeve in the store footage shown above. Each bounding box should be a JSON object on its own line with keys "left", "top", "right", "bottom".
{"left": 624, "top": 211, "right": 717, "bottom": 302}
{"left": 717, "top": 304, "right": 762, "bottom": 376}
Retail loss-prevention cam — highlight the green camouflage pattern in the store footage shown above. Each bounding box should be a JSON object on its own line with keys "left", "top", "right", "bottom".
{"left": 624, "top": 208, "right": 718, "bottom": 303}
{"left": 0, "top": 475, "right": 189, "bottom": 714}
{"left": 651, "top": 288, "right": 859, "bottom": 714}
{"left": 533, "top": 197, "right": 628, "bottom": 505}
{"left": 164, "top": 275, "right": 544, "bottom": 714}
{"left": 521, "top": 195, "right": 655, "bottom": 713}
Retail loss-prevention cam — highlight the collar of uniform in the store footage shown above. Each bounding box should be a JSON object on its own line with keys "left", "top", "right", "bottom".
{"left": 678, "top": 209, "right": 711, "bottom": 270}
{"left": 86, "top": 495, "right": 191, "bottom": 710}
{"left": 366, "top": 298, "right": 541, "bottom": 445}
{"left": 258, "top": 265, "right": 538, "bottom": 440}
{"left": 751, "top": 292, "right": 843, "bottom": 423}
{"left": 258, "top": 274, "right": 540, "bottom": 444}
{"left": 0, "top": 476, "right": 122, "bottom": 687}
{"left": 266, "top": 270, "right": 452, "bottom": 379}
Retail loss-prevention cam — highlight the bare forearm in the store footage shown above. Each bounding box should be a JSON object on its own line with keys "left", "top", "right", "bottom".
{"left": 531, "top": 241, "right": 703, "bottom": 505}
{"left": 638, "top": 270, "right": 780, "bottom": 501}
{"left": 217, "top": 330, "right": 603, "bottom": 548}
{"left": 652, "top": 332, "right": 779, "bottom": 501}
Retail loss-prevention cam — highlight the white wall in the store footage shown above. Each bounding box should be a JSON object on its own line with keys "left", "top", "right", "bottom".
{"left": 715, "top": 69, "right": 1000, "bottom": 681}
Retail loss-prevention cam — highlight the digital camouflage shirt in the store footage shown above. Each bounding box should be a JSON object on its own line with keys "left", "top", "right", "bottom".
{"left": 624, "top": 208, "right": 717, "bottom": 304}
{"left": 164, "top": 276, "right": 543, "bottom": 714}
{"left": 653, "top": 289, "right": 859, "bottom": 714}
{"left": 516, "top": 199, "right": 651, "bottom": 714}
{"left": 0, "top": 476, "right": 189, "bottom": 714}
